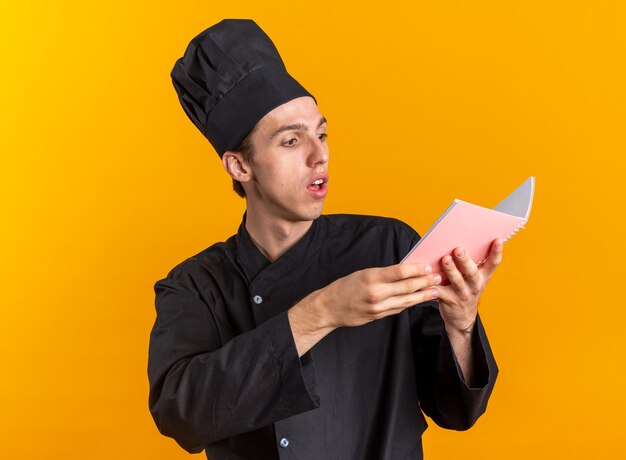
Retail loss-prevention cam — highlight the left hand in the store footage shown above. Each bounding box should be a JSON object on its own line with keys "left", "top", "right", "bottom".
{"left": 433, "top": 239, "right": 504, "bottom": 335}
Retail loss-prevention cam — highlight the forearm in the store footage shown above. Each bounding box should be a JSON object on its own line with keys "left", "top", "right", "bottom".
{"left": 288, "top": 262, "right": 442, "bottom": 357}
{"left": 288, "top": 289, "right": 336, "bottom": 357}
{"left": 412, "top": 305, "right": 498, "bottom": 430}
{"left": 445, "top": 324, "right": 475, "bottom": 387}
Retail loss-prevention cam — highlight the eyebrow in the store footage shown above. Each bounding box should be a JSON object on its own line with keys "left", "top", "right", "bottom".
{"left": 269, "top": 116, "right": 327, "bottom": 139}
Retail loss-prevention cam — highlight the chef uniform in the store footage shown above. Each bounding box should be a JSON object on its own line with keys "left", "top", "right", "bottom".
{"left": 148, "top": 19, "right": 498, "bottom": 460}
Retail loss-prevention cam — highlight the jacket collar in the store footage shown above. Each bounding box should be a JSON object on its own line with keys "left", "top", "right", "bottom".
{"left": 234, "top": 211, "right": 324, "bottom": 283}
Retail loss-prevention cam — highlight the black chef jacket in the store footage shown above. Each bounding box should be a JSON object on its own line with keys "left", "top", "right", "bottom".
{"left": 148, "top": 214, "right": 498, "bottom": 459}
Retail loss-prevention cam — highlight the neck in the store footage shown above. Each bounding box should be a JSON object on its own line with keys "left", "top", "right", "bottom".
{"left": 245, "top": 207, "right": 314, "bottom": 262}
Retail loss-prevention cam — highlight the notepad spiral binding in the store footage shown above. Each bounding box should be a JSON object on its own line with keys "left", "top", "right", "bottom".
{"left": 503, "top": 221, "right": 527, "bottom": 243}
{"left": 476, "top": 220, "right": 527, "bottom": 267}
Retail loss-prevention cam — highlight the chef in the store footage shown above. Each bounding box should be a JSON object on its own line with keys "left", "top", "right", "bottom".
{"left": 148, "top": 18, "right": 500, "bottom": 460}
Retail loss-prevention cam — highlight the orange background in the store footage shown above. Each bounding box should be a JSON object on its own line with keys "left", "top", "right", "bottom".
{"left": 1, "top": 1, "right": 625, "bottom": 459}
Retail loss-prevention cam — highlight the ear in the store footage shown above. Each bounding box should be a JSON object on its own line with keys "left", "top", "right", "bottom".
{"left": 222, "top": 151, "right": 253, "bottom": 183}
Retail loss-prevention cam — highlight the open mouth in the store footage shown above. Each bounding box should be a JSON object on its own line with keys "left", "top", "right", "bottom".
{"left": 308, "top": 178, "right": 326, "bottom": 191}
{"left": 306, "top": 176, "right": 328, "bottom": 198}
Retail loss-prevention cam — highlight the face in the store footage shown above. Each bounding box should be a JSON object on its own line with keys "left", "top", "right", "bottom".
{"left": 238, "top": 96, "right": 329, "bottom": 223}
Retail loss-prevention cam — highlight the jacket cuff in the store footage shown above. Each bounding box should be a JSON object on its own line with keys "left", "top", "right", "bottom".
{"left": 271, "top": 311, "right": 320, "bottom": 414}
{"left": 438, "top": 314, "right": 499, "bottom": 427}
{"left": 443, "top": 319, "right": 491, "bottom": 390}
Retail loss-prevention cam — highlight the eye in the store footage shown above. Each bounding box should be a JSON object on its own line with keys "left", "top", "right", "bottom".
{"left": 318, "top": 133, "right": 328, "bottom": 142}
{"left": 282, "top": 138, "right": 297, "bottom": 147}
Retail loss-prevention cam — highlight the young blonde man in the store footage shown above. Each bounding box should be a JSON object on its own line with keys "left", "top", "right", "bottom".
{"left": 148, "top": 19, "right": 500, "bottom": 460}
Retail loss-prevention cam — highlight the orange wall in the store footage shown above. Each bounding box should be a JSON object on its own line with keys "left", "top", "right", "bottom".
{"left": 1, "top": 1, "right": 625, "bottom": 458}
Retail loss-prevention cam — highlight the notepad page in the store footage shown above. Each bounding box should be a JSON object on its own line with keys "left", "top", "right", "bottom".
{"left": 494, "top": 176, "right": 535, "bottom": 219}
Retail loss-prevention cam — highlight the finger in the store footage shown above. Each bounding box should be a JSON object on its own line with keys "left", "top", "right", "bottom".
{"left": 441, "top": 254, "right": 471, "bottom": 299}
{"left": 452, "top": 246, "right": 481, "bottom": 293}
{"left": 363, "top": 272, "right": 441, "bottom": 305}
{"left": 377, "top": 287, "right": 440, "bottom": 316}
{"left": 380, "top": 272, "right": 442, "bottom": 299}
{"left": 432, "top": 284, "right": 464, "bottom": 305}
{"left": 480, "top": 239, "right": 504, "bottom": 278}
{"left": 371, "top": 263, "right": 434, "bottom": 283}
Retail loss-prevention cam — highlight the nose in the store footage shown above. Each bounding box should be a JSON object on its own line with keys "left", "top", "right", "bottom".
{"left": 306, "top": 134, "right": 329, "bottom": 167}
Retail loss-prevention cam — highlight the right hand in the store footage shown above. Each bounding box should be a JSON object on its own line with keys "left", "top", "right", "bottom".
{"left": 315, "top": 263, "right": 442, "bottom": 328}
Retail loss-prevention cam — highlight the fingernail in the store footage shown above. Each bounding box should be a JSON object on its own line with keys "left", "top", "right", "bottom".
{"left": 444, "top": 256, "right": 452, "bottom": 266}
{"left": 455, "top": 248, "right": 464, "bottom": 258}
{"left": 496, "top": 240, "right": 503, "bottom": 249}
{"left": 433, "top": 274, "right": 442, "bottom": 284}
{"left": 431, "top": 289, "right": 439, "bottom": 299}
{"left": 425, "top": 265, "right": 432, "bottom": 274}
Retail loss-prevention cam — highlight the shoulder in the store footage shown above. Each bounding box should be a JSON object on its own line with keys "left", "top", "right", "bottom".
{"left": 154, "top": 236, "right": 235, "bottom": 290}
{"left": 320, "top": 214, "right": 421, "bottom": 264}
{"left": 322, "top": 213, "right": 421, "bottom": 242}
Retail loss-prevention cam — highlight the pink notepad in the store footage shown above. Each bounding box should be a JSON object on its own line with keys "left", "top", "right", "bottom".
{"left": 401, "top": 177, "right": 535, "bottom": 282}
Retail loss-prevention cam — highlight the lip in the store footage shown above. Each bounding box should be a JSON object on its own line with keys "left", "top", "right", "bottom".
{"left": 306, "top": 173, "right": 329, "bottom": 199}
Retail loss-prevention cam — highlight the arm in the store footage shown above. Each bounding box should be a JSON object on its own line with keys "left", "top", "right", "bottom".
{"left": 410, "top": 239, "right": 503, "bottom": 429}
{"left": 410, "top": 304, "right": 498, "bottom": 430}
{"left": 149, "top": 246, "right": 446, "bottom": 450}
{"left": 287, "top": 263, "right": 443, "bottom": 357}
{"left": 147, "top": 273, "right": 319, "bottom": 453}
{"left": 436, "top": 239, "right": 503, "bottom": 385}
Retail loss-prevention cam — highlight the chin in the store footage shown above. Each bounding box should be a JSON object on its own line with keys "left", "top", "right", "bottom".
{"left": 292, "top": 204, "right": 325, "bottom": 222}
{"left": 308, "top": 209, "right": 325, "bottom": 222}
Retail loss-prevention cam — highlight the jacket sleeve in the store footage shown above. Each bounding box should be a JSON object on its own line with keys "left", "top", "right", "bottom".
{"left": 147, "top": 271, "right": 320, "bottom": 453}
{"left": 409, "top": 302, "right": 499, "bottom": 430}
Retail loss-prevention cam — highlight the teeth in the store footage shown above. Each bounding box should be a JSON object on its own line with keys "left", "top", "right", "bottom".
{"left": 313, "top": 179, "right": 324, "bottom": 185}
